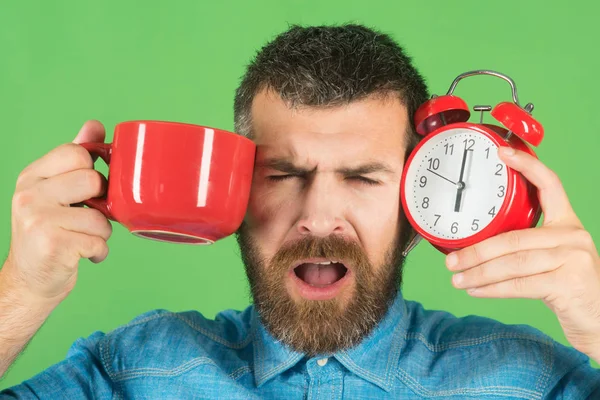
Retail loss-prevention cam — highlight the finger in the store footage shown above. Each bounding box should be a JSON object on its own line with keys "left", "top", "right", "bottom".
{"left": 17, "top": 143, "right": 95, "bottom": 190}
{"left": 35, "top": 168, "right": 107, "bottom": 206}
{"left": 89, "top": 252, "right": 109, "bottom": 264}
{"left": 54, "top": 207, "right": 113, "bottom": 241}
{"left": 66, "top": 229, "right": 109, "bottom": 263}
{"left": 465, "top": 270, "right": 556, "bottom": 299}
{"left": 17, "top": 121, "right": 105, "bottom": 190}
{"left": 72, "top": 120, "right": 106, "bottom": 144}
{"left": 452, "top": 247, "right": 566, "bottom": 290}
{"left": 498, "top": 147, "right": 579, "bottom": 226}
{"left": 447, "top": 227, "right": 586, "bottom": 272}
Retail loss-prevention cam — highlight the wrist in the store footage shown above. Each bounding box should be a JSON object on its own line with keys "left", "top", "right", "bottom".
{"left": 0, "top": 259, "right": 65, "bottom": 311}
{"left": 0, "top": 258, "right": 64, "bottom": 378}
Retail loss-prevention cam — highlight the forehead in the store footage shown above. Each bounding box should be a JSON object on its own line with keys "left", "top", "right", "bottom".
{"left": 250, "top": 89, "right": 410, "bottom": 166}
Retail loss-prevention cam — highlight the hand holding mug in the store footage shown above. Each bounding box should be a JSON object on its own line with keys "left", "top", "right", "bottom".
{"left": 4, "top": 121, "right": 113, "bottom": 301}
{"left": 3, "top": 119, "right": 255, "bottom": 303}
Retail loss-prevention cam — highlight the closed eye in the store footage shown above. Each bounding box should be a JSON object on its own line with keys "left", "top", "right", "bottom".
{"left": 267, "top": 175, "right": 380, "bottom": 186}
{"left": 267, "top": 174, "right": 299, "bottom": 182}
{"left": 347, "top": 176, "right": 380, "bottom": 186}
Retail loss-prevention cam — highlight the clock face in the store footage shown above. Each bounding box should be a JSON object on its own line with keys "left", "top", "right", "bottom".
{"left": 403, "top": 127, "right": 509, "bottom": 240}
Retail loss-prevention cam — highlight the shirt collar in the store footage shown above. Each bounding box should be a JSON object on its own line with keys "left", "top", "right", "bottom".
{"left": 335, "top": 292, "right": 408, "bottom": 391}
{"left": 251, "top": 291, "right": 408, "bottom": 391}
{"left": 251, "top": 307, "right": 304, "bottom": 387}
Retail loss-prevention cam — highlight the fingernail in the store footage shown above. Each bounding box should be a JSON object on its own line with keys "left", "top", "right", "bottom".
{"left": 446, "top": 253, "right": 459, "bottom": 269}
{"left": 467, "top": 288, "right": 478, "bottom": 295}
{"left": 499, "top": 147, "right": 515, "bottom": 156}
{"left": 452, "top": 273, "right": 464, "bottom": 287}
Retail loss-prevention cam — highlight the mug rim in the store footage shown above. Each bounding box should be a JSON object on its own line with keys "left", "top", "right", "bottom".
{"left": 115, "top": 120, "right": 254, "bottom": 143}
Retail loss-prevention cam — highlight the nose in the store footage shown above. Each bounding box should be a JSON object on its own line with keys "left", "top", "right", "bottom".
{"left": 295, "top": 175, "right": 348, "bottom": 237}
{"left": 297, "top": 215, "right": 346, "bottom": 237}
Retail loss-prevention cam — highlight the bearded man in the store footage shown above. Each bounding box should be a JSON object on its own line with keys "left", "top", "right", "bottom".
{"left": 1, "top": 24, "right": 600, "bottom": 399}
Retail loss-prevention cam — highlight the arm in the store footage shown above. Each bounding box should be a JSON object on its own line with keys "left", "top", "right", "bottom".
{"left": 545, "top": 342, "right": 600, "bottom": 399}
{"left": 0, "top": 120, "right": 112, "bottom": 379}
{"left": 0, "top": 329, "right": 115, "bottom": 399}
{"left": 0, "top": 262, "right": 61, "bottom": 377}
{"left": 445, "top": 146, "right": 600, "bottom": 364}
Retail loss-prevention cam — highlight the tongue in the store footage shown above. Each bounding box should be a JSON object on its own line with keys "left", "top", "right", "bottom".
{"left": 296, "top": 263, "right": 346, "bottom": 287}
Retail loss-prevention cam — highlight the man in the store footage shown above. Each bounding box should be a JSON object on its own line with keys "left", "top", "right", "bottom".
{"left": 1, "top": 23, "right": 599, "bottom": 399}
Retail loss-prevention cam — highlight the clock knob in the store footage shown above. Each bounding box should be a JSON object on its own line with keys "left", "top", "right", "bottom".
{"left": 414, "top": 95, "right": 470, "bottom": 136}
{"left": 491, "top": 102, "right": 544, "bottom": 146}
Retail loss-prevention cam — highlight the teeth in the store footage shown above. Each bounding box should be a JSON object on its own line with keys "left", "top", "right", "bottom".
{"left": 314, "top": 261, "right": 336, "bottom": 265}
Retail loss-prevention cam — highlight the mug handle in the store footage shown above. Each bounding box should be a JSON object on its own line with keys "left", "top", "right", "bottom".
{"left": 79, "top": 142, "right": 115, "bottom": 221}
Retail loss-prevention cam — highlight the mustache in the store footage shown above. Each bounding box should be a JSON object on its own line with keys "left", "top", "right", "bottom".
{"left": 270, "top": 234, "right": 368, "bottom": 270}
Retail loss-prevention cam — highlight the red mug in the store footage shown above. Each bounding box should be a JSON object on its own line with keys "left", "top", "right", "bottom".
{"left": 80, "top": 120, "right": 256, "bottom": 244}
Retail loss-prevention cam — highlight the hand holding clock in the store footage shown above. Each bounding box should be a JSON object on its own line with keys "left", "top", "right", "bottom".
{"left": 446, "top": 147, "right": 600, "bottom": 363}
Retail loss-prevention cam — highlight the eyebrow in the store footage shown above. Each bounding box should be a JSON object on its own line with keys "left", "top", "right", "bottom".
{"left": 258, "top": 158, "right": 395, "bottom": 176}
{"left": 337, "top": 162, "right": 395, "bottom": 176}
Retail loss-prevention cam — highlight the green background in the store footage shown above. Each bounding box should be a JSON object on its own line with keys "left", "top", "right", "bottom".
{"left": 1, "top": 0, "right": 599, "bottom": 389}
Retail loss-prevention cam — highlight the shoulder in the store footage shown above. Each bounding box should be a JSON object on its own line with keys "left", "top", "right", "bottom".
{"left": 403, "top": 299, "right": 556, "bottom": 348}
{"left": 103, "top": 306, "right": 254, "bottom": 351}
{"left": 71, "top": 306, "right": 255, "bottom": 383}
{"left": 397, "top": 300, "right": 600, "bottom": 398}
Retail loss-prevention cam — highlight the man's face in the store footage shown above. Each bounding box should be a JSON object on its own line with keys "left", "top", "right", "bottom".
{"left": 236, "top": 89, "right": 412, "bottom": 356}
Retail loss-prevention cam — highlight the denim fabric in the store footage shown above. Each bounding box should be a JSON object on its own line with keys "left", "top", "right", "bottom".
{"left": 2, "top": 292, "right": 599, "bottom": 399}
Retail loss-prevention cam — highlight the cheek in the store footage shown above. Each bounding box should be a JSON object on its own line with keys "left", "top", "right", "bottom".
{"left": 350, "top": 182, "right": 401, "bottom": 220}
{"left": 350, "top": 186, "right": 402, "bottom": 266}
{"left": 246, "top": 181, "right": 298, "bottom": 235}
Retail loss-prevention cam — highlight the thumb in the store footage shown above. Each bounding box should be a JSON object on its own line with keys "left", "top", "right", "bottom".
{"left": 73, "top": 120, "right": 106, "bottom": 144}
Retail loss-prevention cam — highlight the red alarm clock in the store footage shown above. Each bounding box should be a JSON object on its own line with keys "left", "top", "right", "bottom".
{"left": 400, "top": 70, "right": 544, "bottom": 256}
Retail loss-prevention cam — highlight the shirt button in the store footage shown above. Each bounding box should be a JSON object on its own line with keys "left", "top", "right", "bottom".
{"left": 317, "top": 358, "right": 328, "bottom": 367}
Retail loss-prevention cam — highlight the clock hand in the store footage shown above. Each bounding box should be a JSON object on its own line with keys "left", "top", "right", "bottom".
{"left": 454, "top": 184, "right": 464, "bottom": 212}
{"left": 454, "top": 148, "right": 471, "bottom": 212}
{"left": 427, "top": 169, "right": 458, "bottom": 186}
{"left": 458, "top": 148, "right": 469, "bottom": 183}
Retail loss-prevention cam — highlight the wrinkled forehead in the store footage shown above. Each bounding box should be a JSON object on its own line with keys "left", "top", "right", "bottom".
{"left": 250, "top": 89, "right": 411, "bottom": 169}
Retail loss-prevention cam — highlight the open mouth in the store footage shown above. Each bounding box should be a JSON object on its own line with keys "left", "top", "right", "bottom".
{"left": 289, "top": 259, "right": 351, "bottom": 301}
{"left": 294, "top": 261, "right": 348, "bottom": 287}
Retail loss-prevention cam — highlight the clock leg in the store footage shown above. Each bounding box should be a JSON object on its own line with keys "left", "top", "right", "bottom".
{"left": 402, "top": 233, "right": 423, "bottom": 257}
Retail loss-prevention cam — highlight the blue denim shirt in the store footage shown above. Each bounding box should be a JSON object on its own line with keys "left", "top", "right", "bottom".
{"left": 2, "top": 292, "right": 599, "bottom": 399}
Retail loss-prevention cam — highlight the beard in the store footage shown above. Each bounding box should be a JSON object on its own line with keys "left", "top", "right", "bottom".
{"left": 235, "top": 220, "right": 411, "bottom": 357}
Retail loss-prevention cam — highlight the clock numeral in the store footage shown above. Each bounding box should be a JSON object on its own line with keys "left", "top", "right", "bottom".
{"left": 434, "top": 214, "right": 441, "bottom": 226}
{"left": 463, "top": 138, "right": 475, "bottom": 151}
{"left": 451, "top": 222, "right": 459, "bottom": 234}
{"left": 422, "top": 197, "right": 430, "bottom": 209}
{"left": 428, "top": 157, "right": 440, "bottom": 170}
{"left": 497, "top": 185, "right": 505, "bottom": 198}
{"left": 444, "top": 143, "right": 454, "bottom": 155}
{"left": 485, "top": 147, "right": 490, "bottom": 159}
{"left": 419, "top": 176, "right": 427, "bottom": 188}
{"left": 495, "top": 163, "right": 503, "bottom": 176}
{"left": 488, "top": 206, "right": 497, "bottom": 217}
{"left": 471, "top": 219, "right": 480, "bottom": 231}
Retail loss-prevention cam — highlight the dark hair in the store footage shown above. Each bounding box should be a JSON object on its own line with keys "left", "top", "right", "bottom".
{"left": 233, "top": 23, "right": 429, "bottom": 149}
